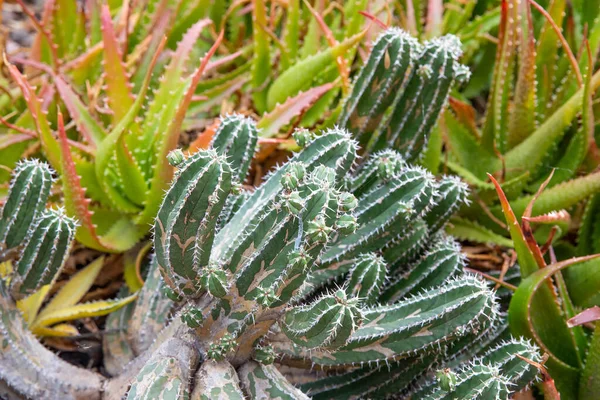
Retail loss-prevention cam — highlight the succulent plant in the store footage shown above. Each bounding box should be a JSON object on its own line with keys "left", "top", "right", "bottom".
{"left": 438, "top": 0, "right": 600, "bottom": 246}
{"left": 0, "top": 160, "right": 135, "bottom": 339}
{"left": 0, "top": 113, "right": 538, "bottom": 399}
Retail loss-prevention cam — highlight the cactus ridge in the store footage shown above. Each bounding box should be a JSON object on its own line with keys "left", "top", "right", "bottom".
{"left": 212, "top": 129, "right": 357, "bottom": 265}
{"left": 425, "top": 175, "right": 470, "bottom": 233}
{"left": 381, "top": 234, "right": 465, "bottom": 302}
{"left": 282, "top": 289, "right": 363, "bottom": 350}
{"left": 275, "top": 275, "right": 499, "bottom": 367}
{"left": 154, "top": 149, "right": 232, "bottom": 297}
{"left": 356, "top": 34, "right": 466, "bottom": 161}
{"left": 425, "top": 363, "right": 511, "bottom": 400}
{"left": 476, "top": 337, "right": 541, "bottom": 390}
{"left": 349, "top": 149, "right": 406, "bottom": 196}
{"left": 0, "top": 159, "right": 54, "bottom": 251}
{"left": 345, "top": 253, "right": 387, "bottom": 305}
{"left": 381, "top": 217, "right": 430, "bottom": 268}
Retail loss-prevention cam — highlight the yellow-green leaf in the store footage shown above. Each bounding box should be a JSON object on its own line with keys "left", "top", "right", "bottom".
{"left": 37, "top": 257, "right": 105, "bottom": 320}
{"left": 0, "top": 260, "right": 13, "bottom": 278}
{"left": 32, "top": 294, "right": 138, "bottom": 329}
{"left": 32, "top": 323, "right": 79, "bottom": 337}
{"left": 16, "top": 284, "right": 51, "bottom": 326}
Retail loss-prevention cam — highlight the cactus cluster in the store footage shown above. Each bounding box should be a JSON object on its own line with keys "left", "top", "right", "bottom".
{"left": 0, "top": 110, "right": 539, "bottom": 399}
{"left": 0, "top": 160, "right": 77, "bottom": 297}
{"left": 0, "top": 23, "right": 543, "bottom": 399}
{"left": 338, "top": 28, "right": 468, "bottom": 162}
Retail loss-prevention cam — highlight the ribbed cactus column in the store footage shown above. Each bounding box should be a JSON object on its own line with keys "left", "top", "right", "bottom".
{"left": 381, "top": 234, "right": 465, "bottom": 302}
{"left": 374, "top": 35, "right": 468, "bottom": 160}
{"left": 282, "top": 289, "right": 363, "bottom": 350}
{"left": 339, "top": 28, "right": 469, "bottom": 161}
{"left": 344, "top": 253, "right": 387, "bottom": 305}
{"left": 154, "top": 149, "right": 232, "bottom": 298}
{"left": 425, "top": 176, "right": 470, "bottom": 233}
{"left": 338, "top": 28, "right": 420, "bottom": 149}
{"left": 11, "top": 208, "right": 77, "bottom": 297}
{"left": 0, "top": 159, "right": 53, "bottom": 251}
{"left": 212, "top": 129, "right": 357, "bottom": 265}
{"left": 210, "top": 114, "right": 259, "bottom": 182}
{"left": 275, "top": 276, "right": 499, "bottom": 366}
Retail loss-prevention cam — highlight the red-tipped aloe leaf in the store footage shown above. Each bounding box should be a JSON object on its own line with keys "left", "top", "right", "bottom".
{"left": 488, "top": 173, "right": 540, "bottom": 276}
{"left": 509, "top": 254, "right": 600, "bottom": 398}
{"left": 257, "top": 83, "right": 334, "bottom": 137}
{"left": 100, "top": 4, "right": 134, "bottom": 123}
{"left": 6, "top": 61, "right": 60, "bottom": 169}
{"left": 57, "top": 112, "right": 109, "bottom": 252}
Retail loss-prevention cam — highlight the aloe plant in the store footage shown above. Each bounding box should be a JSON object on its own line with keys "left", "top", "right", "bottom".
{"left": 3, "top": 3, "right": 225, "bottom": 253}
{"left": 485, "top": 172, "right": 600, "bottom": 399}
{"left": 436, "top": 0, "right": 600, "bottom": 244}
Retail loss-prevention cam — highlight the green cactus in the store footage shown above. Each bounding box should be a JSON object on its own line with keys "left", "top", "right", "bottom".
{"left": 345, "top": 253, "right": 387, "bottom": 305}
{"left": 339, "top": 30, "right": 467, "bottom": 162}
{"left": 0, "top": 36, "right": 540, "bottom": 400}
{"left": 282, "top": 289, "right": 363, "bottom": 350}
{"left": 11, "top": 208, "right": 77, "bottom": 297}
{"left": 338, "top": 28, "right": 420, "bottom": 151}
{"left": 0, "top": 160, "right": 54, "bottom": 252}
{"left": 210, "top": 114, "right": 259, "bottom": 183}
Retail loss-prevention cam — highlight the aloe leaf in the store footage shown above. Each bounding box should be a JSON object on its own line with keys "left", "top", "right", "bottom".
{"left": 56, "top": 113, "right": 111, "bottom": 252}
{"left": 36, "top": 257, "right": 105, "bottom": 320}
{"left": 444, "top": 109, "right": 496, "bottom": 180}
{"left": 95, "top": 38, "right": 163, "bottom": 208}
{"left": 509, "top": 254, "right": 600, "bottom": 398}
{"left": 535, "top": 0, "right": 567, "bottom": 121}
{"left": 100, "top": 5, "right": 134, "bottom": 124}
{"left": 5, "top": 63, "right": 61, "bottom": 169}
{"left": 481, "top": 0, "right": 518, "bottom": 153}
{"left": 31, "top": 294, "right": 137, "bottom": 331}
{"left": 136, "top": 29, "right": 222, "bottom": 227}
{"left": 507, "top": 4, "right": 536, "bottom": 149}
{"left": 503, "top": 69, "right": 600, "bottom": 180}
{"left": 257, "top": 83, "right": 334, "bottom": 138}
{"left": 251, "top": 0, "right": 271, "bottom": 113}
{"left": 540, "top": 42, "right": 594, "bottom": 186}
{"left": 283, "top": 0, "right": 300, "bottom": 66}
{"left": 579, "top": 323, "right": 600, "bottom": 399}
{"left": 492, "top": 170, "right": 600, "bottom": 219}
{"left": 266, "top": 31, "right": 364, "bottom": 111}
{"left": 446, "top": 217, "right": 514, "bottom": 247}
